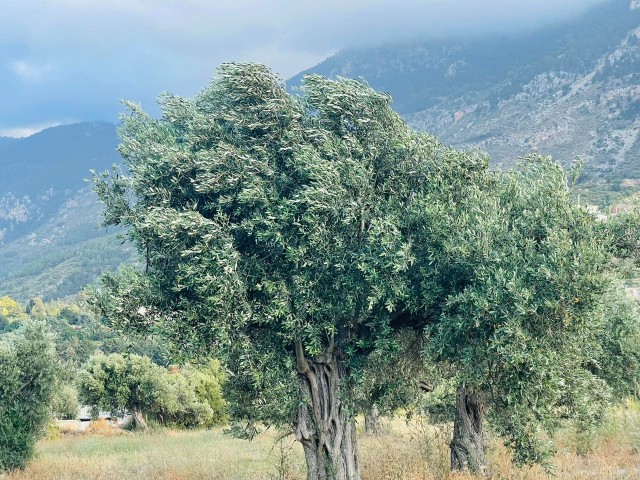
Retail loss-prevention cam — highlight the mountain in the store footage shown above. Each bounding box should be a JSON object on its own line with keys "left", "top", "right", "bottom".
{"left": 0, "top": 189, "right": 135, "bottom": 302}
{"left": 3, "top": 0, "right": 639, "bottom": 301}
{"left": 0, "top": 122, "right": 136, "bottom": 302}
{"left": 291, "top": 0, "right": 640, "bottom": 198}
{"left": 0, "top": 121, "right": 120, "bottom": 244}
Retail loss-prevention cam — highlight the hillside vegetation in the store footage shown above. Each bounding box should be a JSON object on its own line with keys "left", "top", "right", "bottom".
{"left": 0, "top": 123, "right": 135, "bottom": 301}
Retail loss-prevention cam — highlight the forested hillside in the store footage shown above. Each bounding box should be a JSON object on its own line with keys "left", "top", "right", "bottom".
{"left": 0, "top": 122, "right": 120, "bottom": 243}
{"left": 0, "top": 122, "right": 135, "bottom": 301}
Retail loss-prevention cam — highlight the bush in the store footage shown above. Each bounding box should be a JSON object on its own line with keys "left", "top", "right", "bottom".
{"left": 0, "top": 321, "right": 59, "bottom": 472}
{"left": 51, "top": 383, "right": 80, "bottom": 420}
{"left": 78, "top": 353, "right": 227, "bottom": 430}
{"left": 184, "top": 360, "right": 228, "bottom": 427}
{"left": 161, "top": 361, "right": 227, "bottom": 428}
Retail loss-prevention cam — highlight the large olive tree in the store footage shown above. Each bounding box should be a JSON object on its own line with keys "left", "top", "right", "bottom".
{"left": 92, "top": 63, "right": 486, "bottom": 479}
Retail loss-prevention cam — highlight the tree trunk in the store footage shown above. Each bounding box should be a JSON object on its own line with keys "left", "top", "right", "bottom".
{"left": 364, "top": 404, "right": 384, "bottom": 436}
{"left": 131, "top": 407, "right": 148, "bottom": 431}
{"left": 450, "top": 385, "right": 486, "bottom": 474}
{"left": 294, "top": 341, "right": 360, "bottom": 480}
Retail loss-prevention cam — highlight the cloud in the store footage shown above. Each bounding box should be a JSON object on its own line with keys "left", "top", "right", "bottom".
{"left": 0, "top": 0, "right": 613, "bottom": 127}
{"left": 0, "top": 122, "right": 64, "bottom": 138}
{"left": 11, "top": 60, "right": 54, "bottom": 84}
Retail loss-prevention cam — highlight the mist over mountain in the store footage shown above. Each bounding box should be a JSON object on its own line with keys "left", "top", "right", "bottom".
{"left": 291, "top": 0, "right": 640, "bottom": 194}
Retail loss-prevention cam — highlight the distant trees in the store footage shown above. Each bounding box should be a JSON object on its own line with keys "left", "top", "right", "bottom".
{"left": 78, "top": 353, "right": 226, "bottom": 429}
{"left": 0, "top": 296, "right": 24, "bottom": 319}
{"left": 50, "top": 383, "right": 80, "bottom": 421}
{"left": 0, "top": 321, "right": 59, "bottom": 472}
{"left": 0, "top": 296, "right": 26, "bottom": 333}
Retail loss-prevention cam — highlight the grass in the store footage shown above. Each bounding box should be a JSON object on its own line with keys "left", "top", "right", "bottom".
{"left": 5, "top": 403, "right": 640, "bottom": 480}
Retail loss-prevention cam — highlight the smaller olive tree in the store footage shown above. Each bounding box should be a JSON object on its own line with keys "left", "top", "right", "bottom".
{"left": 0, "top": 321, "right": 59, "bottom": 472}
{"left": 78, "top": 353, "right": 226, "bottom": 429}
{"left": 78, "top": 353, "right": 173, "bottom": 429}
{"left": 404, "top": 157, "right": 633, "bottom": 471}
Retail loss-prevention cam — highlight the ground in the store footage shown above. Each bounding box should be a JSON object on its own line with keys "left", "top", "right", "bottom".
{"left": 5, "top": 402, "right": 640, "bottom": 480}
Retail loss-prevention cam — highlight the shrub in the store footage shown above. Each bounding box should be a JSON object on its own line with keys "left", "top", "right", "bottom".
{"left": 51, "top": 383, "right": 80, "bottom": 420}
{"left": 0, "top": 321, "right": 59, "bottom": 472}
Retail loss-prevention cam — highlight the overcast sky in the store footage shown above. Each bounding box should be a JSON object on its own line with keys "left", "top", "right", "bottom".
{"left": 0, "top": 0, "right": 609, "bottom": 137}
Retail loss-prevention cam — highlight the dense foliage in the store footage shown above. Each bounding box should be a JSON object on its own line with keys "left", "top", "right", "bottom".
{"left": 418, "top": 157, "right": 624, "bottom": 467}
{"left": 91, "top": 62, "right": 489, "bottom": 478}
{"left": 91, "top": 63, "right": 640, "bottom": 477}
{"left": 0, "top": 321, "right": 59, "bottom": 472}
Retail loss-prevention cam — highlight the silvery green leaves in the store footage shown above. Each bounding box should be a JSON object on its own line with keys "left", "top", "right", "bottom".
{"left": 0, "top": 321, "right": 59, "bottom": 472}
{"left": 91, "top": 64, "right": 636, "bottom": 472}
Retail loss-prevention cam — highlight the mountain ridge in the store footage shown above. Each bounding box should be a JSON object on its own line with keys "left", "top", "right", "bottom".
{"left": 2, "top": 1, "right": 639, "bottom": 301}
{"left": 290, "top": 0, "right": 640, "bottom": 196}
{"left": 0, "top": 121, "right": 119, "bottom": 244}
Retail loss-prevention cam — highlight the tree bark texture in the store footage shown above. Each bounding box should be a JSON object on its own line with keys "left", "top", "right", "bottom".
{"left": 131, "top": 407, "right": 148, "bottom": 430}
{"left": 364, "top": 404, "right": 384, "bottom": 436}
{"left": 295, "top": 343, "right": 360, "bottom": 480}
{"left": 450, "top": 385, "right": 486, "bottom": 474}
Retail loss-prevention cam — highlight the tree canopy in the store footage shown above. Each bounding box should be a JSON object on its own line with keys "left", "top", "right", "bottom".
{"left": 91, "top": 63, "right": 638, "bottom": 477}
{"left": 78, "top": 353, "right": 225, "bottom": 429}
{"left": 415, "top": 157, "right": 623, "bottom": 467}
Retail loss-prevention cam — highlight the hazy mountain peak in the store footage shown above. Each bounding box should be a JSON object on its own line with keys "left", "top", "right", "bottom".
{"left": 291, "top": 0, "right": 640, "bottom": 194}
{"left": 0, "top": 121, "right": 119, "bottom": 245}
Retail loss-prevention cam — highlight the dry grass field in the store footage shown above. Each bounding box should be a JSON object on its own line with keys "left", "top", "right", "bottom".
{"left": 5, "top": 402, "right": 640, "bottom": 480}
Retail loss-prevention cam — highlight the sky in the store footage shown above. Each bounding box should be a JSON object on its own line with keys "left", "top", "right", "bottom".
{"left": 0, "top": 0, "right": 609, "bottom": 137}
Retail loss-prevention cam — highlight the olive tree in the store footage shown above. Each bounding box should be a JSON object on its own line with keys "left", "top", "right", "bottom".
{"left": 0, "top": 321, "right": 58, "bottom": 472}
{"left": 78, "top": 353, "right": 172, "bottom": 429}
{"left": 79, "top": 353, "right": 225, "bottom": 429}
{"left": 91, "top": 63, "right": 487, "bottom": 479}
{"left": 405, "top": 157, "right": 632, "bottom": 471}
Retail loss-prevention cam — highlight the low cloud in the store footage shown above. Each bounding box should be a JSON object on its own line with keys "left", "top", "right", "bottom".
{"left": 0, "top": 122, "right": 64, "bottom": 138}
{"left": 0, "top": 0, "right": 612, "bottom": 127}
{"left": 11, "top": 60, "right": 54, "bottom": 84}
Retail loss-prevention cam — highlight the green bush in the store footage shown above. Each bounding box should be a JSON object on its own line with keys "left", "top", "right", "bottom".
{"left": 78, "top": 353, "right": 227, "bottom": 429}
{"left": 159, "top": 372, "right": 214, "bottom": 429}
{"left": 0, "top": 321, "right": 59, "bottom": 472}
{"left": 51, "top": 383, "right": 80, "bottom": 420}
{"left": 184, "top": 360, "right": 228, "bottom": 427}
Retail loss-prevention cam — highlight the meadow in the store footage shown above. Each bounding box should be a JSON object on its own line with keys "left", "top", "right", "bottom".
{"left": 5, "top": 402, "right": 640, "bottom": 480}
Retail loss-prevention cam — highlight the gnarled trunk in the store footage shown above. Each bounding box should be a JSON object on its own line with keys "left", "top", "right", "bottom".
{"left": 131, "top": 407, "right": 148, "bottom": 430}
{"left": 364, "top": 404, "right": 384, "bottom": 436}
{"left": 450, "top": 385, "right": 486, "bottom": 474}
{"left": 294, "top": 341, "right": 360, "bottom": 480}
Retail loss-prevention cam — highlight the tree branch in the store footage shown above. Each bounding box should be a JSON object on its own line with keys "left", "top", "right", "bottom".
{"left": 295, "top": 338, "right": 310, "bottom": 375}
